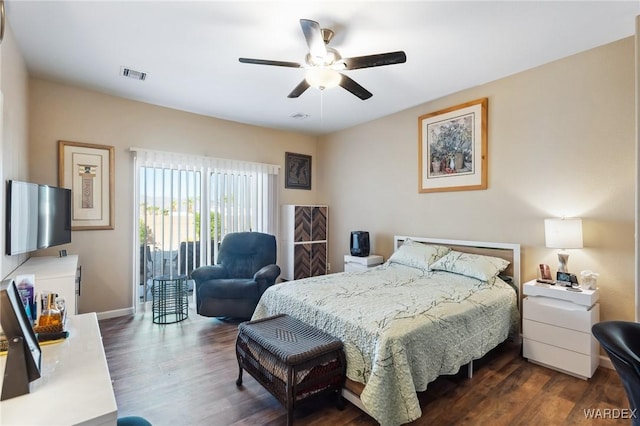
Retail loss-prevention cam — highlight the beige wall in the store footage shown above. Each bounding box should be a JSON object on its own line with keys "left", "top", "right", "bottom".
{"left": 7, "top": 34, "right": 637, "bottom": 323}
{"left": 318, "top": 37, "right": 636, "bottom": 323}
{"left": 0, "top": 24, "right": 31, "bottom": 279}
{"left": 28, "top": 79, "right": 318, "bottom": 314}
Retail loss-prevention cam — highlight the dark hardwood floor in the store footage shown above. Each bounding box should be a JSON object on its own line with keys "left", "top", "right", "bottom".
{"left": 99, "top": 306, "right": 629, "bottom": 426}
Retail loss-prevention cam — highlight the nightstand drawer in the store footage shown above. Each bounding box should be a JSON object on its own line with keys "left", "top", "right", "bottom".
{"left": 523, "top": 297, "right": 597, "bottom": 333}
{"left": 523, "top": 339, "right": 596, "bottom": 378}
{"left": 344, "top": 262, "right": 369, "bottom": 273}
{"left": 344, "top": 254, "right": 383, "bottom": 273}
{"left": 523, "top": 319, "right": 593, "bottom": 355}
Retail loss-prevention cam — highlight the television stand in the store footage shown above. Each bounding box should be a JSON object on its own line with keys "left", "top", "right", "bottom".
{"left": 10, "top": 255, "right": 80, "bottom": 317}
{"left": 0, "top": 313, "right": 118, "bottom": 425}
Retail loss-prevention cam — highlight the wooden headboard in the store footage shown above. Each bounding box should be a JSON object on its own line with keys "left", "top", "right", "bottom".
{"left": 393, "top": 235, "right": 522, "bottom": 306}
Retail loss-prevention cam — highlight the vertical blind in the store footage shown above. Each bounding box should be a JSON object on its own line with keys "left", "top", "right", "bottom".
{"left": 131, "top": 148, "right": 279, "bottom": 302}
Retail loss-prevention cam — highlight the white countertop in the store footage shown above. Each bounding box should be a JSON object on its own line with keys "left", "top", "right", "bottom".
{"left": 0, "top": 313, "right": 118, "bottom": 426}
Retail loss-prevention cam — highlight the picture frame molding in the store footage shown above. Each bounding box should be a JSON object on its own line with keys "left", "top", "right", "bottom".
{"left": 418, "top": 98, "right": 488, "bottom": 193}
{"left": 58, "top": 140, "right": 115, "bottom": 230}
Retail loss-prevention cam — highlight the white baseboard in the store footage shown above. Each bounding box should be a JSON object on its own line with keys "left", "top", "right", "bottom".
{"left": 599, "top": 354, "right": 614, "bottom": 370}
{"left": 95, "top": 307, "right": 134, "bottom": 320}
{"left": 342, "top": 388, "right": 368, "bottom": 414}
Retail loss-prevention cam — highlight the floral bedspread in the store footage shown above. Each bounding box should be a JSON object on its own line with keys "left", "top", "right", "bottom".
{"left": 252, "top": 262, "right": 518, "bottom": 426}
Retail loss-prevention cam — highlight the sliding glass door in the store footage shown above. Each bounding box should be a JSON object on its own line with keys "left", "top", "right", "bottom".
{"left": 133, "top": 149, "right": 279, "bottom": 306}
{"left": 138, "top": 167, "right": 201, "bottom": 303}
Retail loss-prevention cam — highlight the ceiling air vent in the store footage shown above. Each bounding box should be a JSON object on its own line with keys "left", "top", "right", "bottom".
{"left": 120, "top": 66, "right": 147, "bottom": 81}
{"left": 290, "top": 113, "right": 309, "bottom": 120}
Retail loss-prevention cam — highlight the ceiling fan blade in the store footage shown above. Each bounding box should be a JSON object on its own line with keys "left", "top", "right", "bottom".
{"left": 342, "top": 51, "right": 407, "bottom": 70}
{"left": 287, "top": 80, "right": 311, "bottom": 98}
{"left": 300, "top": 19, "right": 327, "bottom": 61}
{"left": 339, "top": 75, "right": 372, "bottom": 100}
{"left": 239, "top": 58, "right": 302, "bottom": 68}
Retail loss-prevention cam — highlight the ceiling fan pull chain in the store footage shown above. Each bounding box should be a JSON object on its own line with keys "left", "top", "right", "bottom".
{"left": 320, "top": 90, "right": 324, "bottom": 129}
{"left": 321, "top": 91, "right": 323, "bottom": 125}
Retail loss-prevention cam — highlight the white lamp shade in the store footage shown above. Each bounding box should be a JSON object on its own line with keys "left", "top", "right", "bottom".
{"left": 544, "top": 218, "right": 583, "bottom": 249}
{"left": 305, "top": 67, "right": 342, "bottom": 89}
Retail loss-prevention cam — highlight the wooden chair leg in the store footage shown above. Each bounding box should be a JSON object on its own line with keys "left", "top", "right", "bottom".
{"left": 286, "top": 367, "right": 295, "bottom": 425}
{"left": 336, "top": 389, "right": 345, "bottom": 410}
{"left": 286, "top": 408, "right": 293, "bottom": 426}
{"left": 236, "top": 364, "right": 243, "bottom": 386}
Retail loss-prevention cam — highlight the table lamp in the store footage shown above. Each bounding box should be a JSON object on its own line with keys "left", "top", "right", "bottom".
{"left": 544, "top": 218, "right": 583, "bottom": 273}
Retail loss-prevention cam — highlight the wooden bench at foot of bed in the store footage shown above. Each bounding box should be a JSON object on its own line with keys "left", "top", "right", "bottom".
{"left": 235, "top": 314, "right": 346, "bottom": 425}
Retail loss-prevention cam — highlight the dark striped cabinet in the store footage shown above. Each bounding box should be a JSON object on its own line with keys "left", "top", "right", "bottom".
{"left": 280, "top": 205, "right": 328, "bottom": 281}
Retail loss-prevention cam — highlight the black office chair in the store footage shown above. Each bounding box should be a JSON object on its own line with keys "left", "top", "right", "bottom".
{"left": 592, "top": 321, "right": 640, "bottom": 425}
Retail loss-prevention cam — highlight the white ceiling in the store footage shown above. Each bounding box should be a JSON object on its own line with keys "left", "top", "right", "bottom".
{"left": 5, "top": 1, "right": 640, "bottom": 135}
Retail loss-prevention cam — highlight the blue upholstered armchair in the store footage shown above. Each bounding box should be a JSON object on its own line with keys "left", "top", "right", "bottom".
{"left": 192, "top": 232, "right": 281, "bottom": 319}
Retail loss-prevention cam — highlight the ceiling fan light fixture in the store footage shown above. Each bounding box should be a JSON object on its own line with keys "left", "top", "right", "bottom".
{"left": 305, "top": 48, "right": 341, "bottom": 68}
{"left": 324, "top": 47, "right": 341, "bottom": 65}
{"left": 305, "top": 67, "right": 341, "bottom": 90}
{"left": 239, "top": 18, "right": 406, "bottom": 100}
{"left": 333, "top": 60, "right": 347, "bottom": 71}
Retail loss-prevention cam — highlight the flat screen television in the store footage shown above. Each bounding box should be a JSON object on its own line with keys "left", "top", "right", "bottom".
{"left": 0, "top": 279, "right": 41, "bottom": 400}
{"left": 6, "top": 180, "right": 72, "bottom": 255}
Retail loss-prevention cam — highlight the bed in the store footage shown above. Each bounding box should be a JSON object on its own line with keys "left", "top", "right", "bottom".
{"left": 252, "top": 236, "right": 521, "bottom": 425}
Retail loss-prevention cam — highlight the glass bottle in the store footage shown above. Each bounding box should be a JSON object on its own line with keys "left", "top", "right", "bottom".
{"left": 38, "top": 293, "right": 62, "bottom": 327}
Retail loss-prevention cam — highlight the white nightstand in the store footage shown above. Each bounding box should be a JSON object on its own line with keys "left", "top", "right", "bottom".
{"left": 344, "top": 254, "right": 384, "bottom": 272}
{"left": 522, "top": 280, "right": 600, "bottom": 379}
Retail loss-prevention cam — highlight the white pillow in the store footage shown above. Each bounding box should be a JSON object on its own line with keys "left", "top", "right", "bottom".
{"left": 387, "top": 239, "right": 451, "bottom": 271}
{"left": 430, "top": 250, "right": 510, "bottom": 282}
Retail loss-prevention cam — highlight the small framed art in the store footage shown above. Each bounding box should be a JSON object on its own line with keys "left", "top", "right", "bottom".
{"left": 538, "top": 264, "right": 552, "bottom": 280}
{"left": 285, "top": 152, "right": 311, "bottom": 190}
{"left": 58, "top": 140, "right": 115, "bottom": 230}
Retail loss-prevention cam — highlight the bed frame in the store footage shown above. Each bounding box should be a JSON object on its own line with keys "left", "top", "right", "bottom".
{"left": 341, "top": 235, "right": 522, "bottom": 415}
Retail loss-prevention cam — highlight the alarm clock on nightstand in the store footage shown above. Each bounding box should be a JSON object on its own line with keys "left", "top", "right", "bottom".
{"left": 557, "top": 271, "right": 579, "bottom": 288}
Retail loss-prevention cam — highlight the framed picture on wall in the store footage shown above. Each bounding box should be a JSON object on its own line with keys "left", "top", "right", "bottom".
{"left": 285, "top": 152, "right": 312, "bottom": 190}
{"left": 418, "top": 98, "right": 488, "bottom": 193}
{"left": 58, "top": 140, "right": 115, "bottom": 230}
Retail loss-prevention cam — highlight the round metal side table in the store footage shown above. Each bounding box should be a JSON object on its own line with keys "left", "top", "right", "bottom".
{"left": 152, "top": 274, "right": 188, "bottom": 324}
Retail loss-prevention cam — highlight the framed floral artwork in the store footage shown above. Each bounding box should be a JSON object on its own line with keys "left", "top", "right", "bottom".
{"left": 418, "top": 98, "right": 488, "bottom": 193}
{"left": 58, "top": 140, "right": 115, "bottom": 230}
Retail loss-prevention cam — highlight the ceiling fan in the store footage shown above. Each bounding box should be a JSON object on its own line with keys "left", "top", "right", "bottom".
{"left": 239, "top": 19, "right": 407, "bottom": 100}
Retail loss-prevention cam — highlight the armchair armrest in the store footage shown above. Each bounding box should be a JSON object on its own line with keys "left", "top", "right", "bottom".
{"left": 254, "top": 264, "right": 281, "bottom": 295}
{"left": 254, "top": 264, "right": 280, "bottom": 282}
{"left": 191, "top": 265, "right": 228, "bottom": 282}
